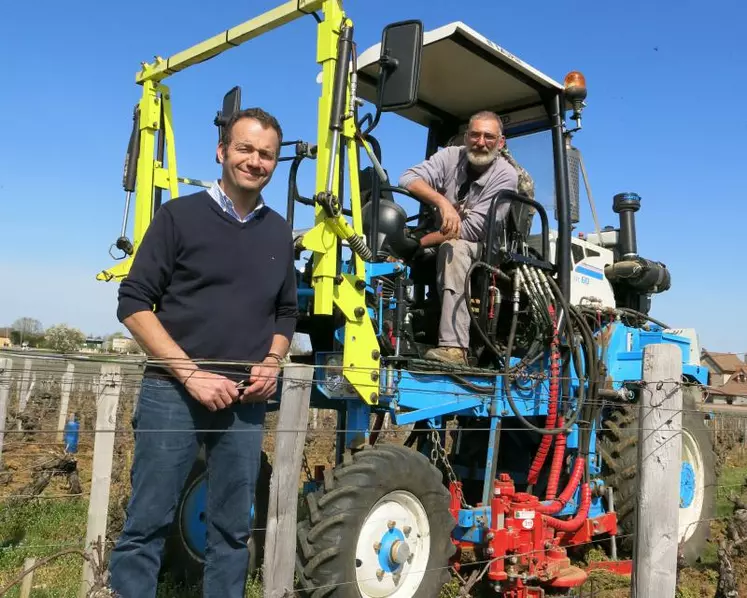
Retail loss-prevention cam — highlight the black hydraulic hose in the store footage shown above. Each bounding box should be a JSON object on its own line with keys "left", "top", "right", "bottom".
{"left": 503, "top": 273, "right": 586, "bottom": 435}
{"left": 618, "top": 307, "right": 670, "bottom": 329}
{"left": 569, "top": 305, "right": 597, "bottom": 472}
{"left": 464, "top": 261, "right": 545, "bottom": 370}
{"left": 502, "top": 307, "right": 576, "bottom": 435}
{"left": 465, "top": 261, "right": 511, "bottom": 360}
{"left": 286, "top": 155, "right": 303, "bottom": 227}
{"left": 545, "top": 274, "right": 588, "bottom": 422}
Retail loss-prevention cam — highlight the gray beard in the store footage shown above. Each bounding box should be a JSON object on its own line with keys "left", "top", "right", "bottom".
{"left": 467, "top": 147, "right": 499, "bottom": 167}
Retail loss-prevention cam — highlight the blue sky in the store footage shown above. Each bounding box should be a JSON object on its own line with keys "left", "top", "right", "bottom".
{"left": 1, "top": 0, "right": 745, "bottom": 353}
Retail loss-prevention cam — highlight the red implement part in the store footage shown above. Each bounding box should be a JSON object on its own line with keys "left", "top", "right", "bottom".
{"left": 586, "top": 559, "right": 633, "bottom": 576}
{"left": 535, "top": 456, "right": 585, "bottom": 515}
{"left": 555, "top": 512, "right": 618, "bottom": 547}
{"left": 498, "top": 582, "right": 548, "bottom": 597}
{"left": 527, "top": 307, "right": 560, "bottom": 486}
{"left": 545, "top": 416, "right": 566, "bottom": 500}
{"left": 543, "top": 484, "right": 591, "bottom": 533}
{"left": 450, "top": 476, "right": 605, "bottom": 597}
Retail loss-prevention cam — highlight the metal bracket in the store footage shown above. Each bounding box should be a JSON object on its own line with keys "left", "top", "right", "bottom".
{"left": 315, "top": 191, "right": 341, "bottom": 218}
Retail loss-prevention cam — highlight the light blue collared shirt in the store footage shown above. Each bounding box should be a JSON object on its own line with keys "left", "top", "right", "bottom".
{"left": 207, "top": 181, "right": 265, "bottom": 223}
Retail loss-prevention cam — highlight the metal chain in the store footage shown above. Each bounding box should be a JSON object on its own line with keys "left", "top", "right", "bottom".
{"left": 301, "top": 451, "right": 314, "bottom": 483}
{"left": 430, "top": 429, "right": 468, "bottom": 508}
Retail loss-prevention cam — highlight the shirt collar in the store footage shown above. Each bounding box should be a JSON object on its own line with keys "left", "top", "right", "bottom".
{"left": 208, "top": 180, "right": 265, "bottom": 223}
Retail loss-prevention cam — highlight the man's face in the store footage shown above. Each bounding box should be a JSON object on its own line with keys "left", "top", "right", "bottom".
{"left": 218, "top": 118, "right": 279, "bottom": 194}
{"left": 465, "top": 117, "right": 504, "bottom": 167}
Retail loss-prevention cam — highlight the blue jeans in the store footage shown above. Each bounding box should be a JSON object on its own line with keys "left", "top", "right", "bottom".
{"left": 109, "top": 376, "right": 266, "bottom": 598}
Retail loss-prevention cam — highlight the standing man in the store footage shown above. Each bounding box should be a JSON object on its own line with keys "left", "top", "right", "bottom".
{"left": 108, "top": 108, "right": 298, "bottom": 598}
{"left": 399, "top": 111, "right": 518, "bottom": 365}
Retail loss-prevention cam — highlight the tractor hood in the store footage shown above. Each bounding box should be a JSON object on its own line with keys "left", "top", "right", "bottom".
{"left": 356, "top": 21, "right": 568, "bottom": 138}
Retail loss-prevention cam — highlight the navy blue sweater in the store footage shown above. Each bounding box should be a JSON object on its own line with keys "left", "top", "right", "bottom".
{"left": 117, "top": 191, "right": 298, "bottom": 379}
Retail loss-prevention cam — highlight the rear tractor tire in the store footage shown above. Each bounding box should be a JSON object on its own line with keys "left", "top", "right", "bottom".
{"left": 599, "top": 385, "right": 716, "bottom": 564}
{"left": 162, "top": 450, "right": 272, "bottom": 584}
{"left": 296, "top": 444, "right": 456, "bottom": 598}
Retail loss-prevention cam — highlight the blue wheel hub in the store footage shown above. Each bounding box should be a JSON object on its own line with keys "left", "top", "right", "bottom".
{"left": 181, "top": 474, "right": 255, "bottom": 560}
{"left": 378, "top": 527, "right": 407, "bottom": 573}
{"left": 680, "top": 462, "right": 696, "bottom": 509}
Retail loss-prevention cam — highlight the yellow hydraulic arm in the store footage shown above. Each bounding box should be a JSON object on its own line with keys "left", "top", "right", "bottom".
{"left": 97, "top": 0, "right": 380, "bottom": 404}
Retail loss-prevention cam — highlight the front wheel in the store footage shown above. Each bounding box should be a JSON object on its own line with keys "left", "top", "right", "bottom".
{"left": 296, "top": 444, "right": 456, "bottom": 597}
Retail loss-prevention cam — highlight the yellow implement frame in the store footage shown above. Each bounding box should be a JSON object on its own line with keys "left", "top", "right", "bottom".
{"left": 97, "top": 0, "right": 380, "bottom": 404}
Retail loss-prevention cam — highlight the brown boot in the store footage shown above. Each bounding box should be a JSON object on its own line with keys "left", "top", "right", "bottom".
{"left": 424, "top": 346, "right": 468, "bottom": 365}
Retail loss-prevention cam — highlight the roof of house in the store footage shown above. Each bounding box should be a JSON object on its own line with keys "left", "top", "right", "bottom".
{"left": 715, "top": 366, "right": 747, "bottom": 397}
{"left": 701, "top": 350, "right": 744, "bottom": 373}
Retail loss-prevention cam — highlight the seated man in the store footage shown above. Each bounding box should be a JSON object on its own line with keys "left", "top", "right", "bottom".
{"left": 398, "top": 111, "right": 518, "bottom": 365}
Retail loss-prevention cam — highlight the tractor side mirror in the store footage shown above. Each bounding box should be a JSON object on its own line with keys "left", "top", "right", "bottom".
{"left": 214, "top": 86, "right": 242, "bottom": 162}
{"left": 376, "top": 20, "right": 423, "bottom": 112}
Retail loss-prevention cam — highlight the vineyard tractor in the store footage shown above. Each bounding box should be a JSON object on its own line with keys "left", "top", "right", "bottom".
{"left": 98, "top": 1, "right": 716, "bottom": 596}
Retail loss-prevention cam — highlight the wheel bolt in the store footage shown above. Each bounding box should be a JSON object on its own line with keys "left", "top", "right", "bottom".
{"left": 376, "top": 568, "right": 384, "bottom": 580}
{"left": 373, "top": 542, "right": 381, "bottom": 553}
{"left": 403, "top": 526, "right": 412, "bottom": 536}
{"left": 387, "top": 520, "right": 396, "bottom": 529}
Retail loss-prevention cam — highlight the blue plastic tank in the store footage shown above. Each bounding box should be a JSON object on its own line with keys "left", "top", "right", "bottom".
{"left": 64, "top": 417, "right": 80, "bottom": 454}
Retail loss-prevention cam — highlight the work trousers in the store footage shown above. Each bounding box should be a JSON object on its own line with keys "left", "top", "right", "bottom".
{"left": 436, "top": 239, "right": 481, "bottom": 348}
{"left": 108, "top": 376, "right": 266, "bottom": 598}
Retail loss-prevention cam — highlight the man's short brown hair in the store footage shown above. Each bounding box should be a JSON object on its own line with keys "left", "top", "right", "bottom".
{"left": 221, "top": 107, "right": 284, "bottom": 151}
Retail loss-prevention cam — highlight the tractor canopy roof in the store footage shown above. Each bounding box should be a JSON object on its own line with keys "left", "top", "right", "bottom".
{"left": 356, "top": 21, "right": 569, "bottom": 139}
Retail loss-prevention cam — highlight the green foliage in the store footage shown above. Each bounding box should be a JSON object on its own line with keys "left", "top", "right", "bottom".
{"left": 44, "top": 325, "right": 86, "bottom": 354}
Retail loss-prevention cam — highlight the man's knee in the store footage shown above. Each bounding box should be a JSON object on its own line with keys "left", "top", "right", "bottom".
{"left": 438, "top": 239, "right": 477, "bottom": 290}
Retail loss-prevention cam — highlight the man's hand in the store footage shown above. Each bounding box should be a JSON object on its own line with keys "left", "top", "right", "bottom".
{"left": 184, "top": 370, "right": 239, "bottom": 412}
{"left": 438, "top": 200, "right": 461, "bottom": 239}
{"left": 240, "top": 357, "right": 281, "bottom": 402}
{"left": 403, "top": 180, "right": 461, "bottom": 240}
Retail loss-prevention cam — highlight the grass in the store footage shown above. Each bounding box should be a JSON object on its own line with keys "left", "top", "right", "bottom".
{"left": 698, "top": 461, "right": 747, "bottom": 566}
{"left": 0, "top": 499, "right": 88, "bottom": 598}
{"left": 154, "top": 574, "right": 263, "bottom": 598}
{"left": 0, "top": 497, "right": 263, "bottom": 598}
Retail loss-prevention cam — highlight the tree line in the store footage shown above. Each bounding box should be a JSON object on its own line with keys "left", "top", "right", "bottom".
{"left": 0, "top": 317, "right": 129, "bottom": 353}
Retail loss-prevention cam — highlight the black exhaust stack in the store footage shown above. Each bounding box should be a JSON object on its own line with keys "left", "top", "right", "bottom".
{"left": 612, "top": 192, "right": 641, "bottom": 258}
{"left": 606, "top": 191, "right": 671, "bottom": 316}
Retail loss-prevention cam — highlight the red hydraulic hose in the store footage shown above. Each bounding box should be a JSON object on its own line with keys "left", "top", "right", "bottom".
{"left": 542, "top": 483, "right": 591, "bottom": 533}
{"left": 535, "top": 455, "right": 585, "bottom": 515}
{"left": 526, "top": 307, "right": 561, "bottom": 485}
{"left": 545, "top": 416, "right": 566, "bottom": 500}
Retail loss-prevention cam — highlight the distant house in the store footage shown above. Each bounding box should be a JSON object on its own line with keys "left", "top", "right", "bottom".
{"left": 709, "top": 365, "right": 747, "bottom": 405}
{"left": 109, "top": 336, "right": 143, "bottom": 354}
{"left": 701, "top": 350, "right": 747, "bottom": 405}
{"left": 0, "top": 337, "right": 10, "bottom": 348}
{"left": 701, "top": 350, "right": 744, "bottom": 387}
{"left": 83, "top": 337, "right": 104, "bottom": 352}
